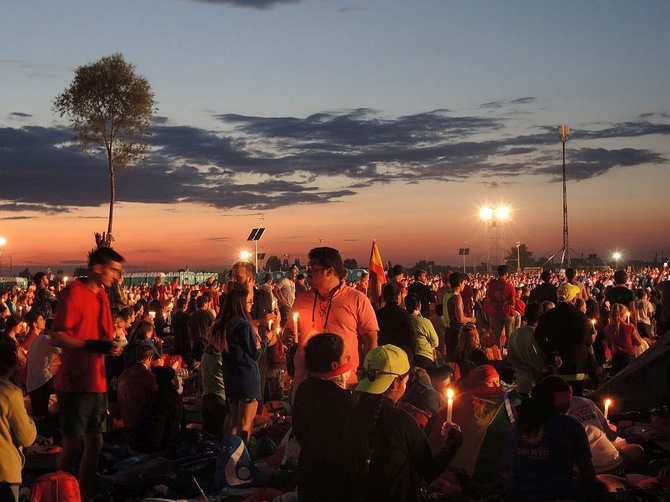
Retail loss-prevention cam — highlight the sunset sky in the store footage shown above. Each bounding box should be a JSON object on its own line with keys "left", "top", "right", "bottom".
{"left": 1, "top": 0, "right": 669, "bottom": 274}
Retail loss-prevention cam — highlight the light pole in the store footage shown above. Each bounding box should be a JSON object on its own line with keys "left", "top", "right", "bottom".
{"left": 559, "top": 124, "right": 570, "bottom": 267}
{"left": 0, "top": 236, "right": 6, "bottom": 276}
{"left": 516, "top": 242, "right": 521, "bottom": 273}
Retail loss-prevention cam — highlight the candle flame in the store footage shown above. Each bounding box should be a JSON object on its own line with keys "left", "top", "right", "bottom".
{"left": 605, "top": 398, "right": 611, "bottom": 407}
{"left": 447, "top": 388, "right": 454, "bottom": 400}
{"left": 293, "top": 313, "right": 299, "bottom": 321}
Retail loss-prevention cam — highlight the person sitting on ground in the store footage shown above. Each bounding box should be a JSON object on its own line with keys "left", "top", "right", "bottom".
{"left": 0, "top": 341, "right": 36, "bottom": 502}
{"left": 454, "top": 322, "right": 489, "bottom": 381}
{"left": 568, "top": 394, "right": 646, "bottom": 475}
{"left": 292, "top": 333, "right": 355, "bottom": 502}
{"left": 509, "top": 376, "right": 603, "bottom": 501}
{"left": 123, "top": 320, "right": 163, "bottom": 369}
{"left": 400, "top": 364, "right": 453, "bottom": 428}
{"left": 347, "top": 345, "right": 463, "bottom": 501}
{"left": 25, "top": 323, "right": 61, "bottom": 421}
{"left": 603, "top": 303, "right": 642, "bottom": 375}
{"left": 117, "top": 343, "right": 158, "bottom": 430}
{"left": 128, "top": 366, "right": 184, "bottom": 454}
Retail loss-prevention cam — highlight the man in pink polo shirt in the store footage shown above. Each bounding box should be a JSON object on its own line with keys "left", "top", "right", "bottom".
{"left": 288, "top": 247, "right": 378, "bottom": 400}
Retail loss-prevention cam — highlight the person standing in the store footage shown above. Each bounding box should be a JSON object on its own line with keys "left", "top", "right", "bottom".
{"left": 187, "top": 295, "right": 215, "bottom": 365}
{"left": 292, "top": 333, "right": 355, "bottom": 502}
{"left": 31, "top": 272, "right": 57, "bottom": 322}
{"left": 215, "top": 286, "right": 268, "bottom": 444}
{"left": 605, "top": 270, "right": 637, "bottom": 326}
{"left": 288, "top": 247, "right": 378, "bottom": 399}
{"left": 484, "top": 265, "right": 518, "bottom": 349}
{"left": 407, "top": 269, "right": 436, "bottom": 318}
{"left": 534, "top": 283, "right": 592, "bottom": 396}
{"left": 274, "top": 265, "right": 297, "bottom": 326}
{"left": 50, "top": 247, "right": 125, "bottom": 502}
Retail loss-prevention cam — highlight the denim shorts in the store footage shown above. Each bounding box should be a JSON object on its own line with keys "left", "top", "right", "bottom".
{"left": 57, "top": 392, "right": 108, "bottom": 436}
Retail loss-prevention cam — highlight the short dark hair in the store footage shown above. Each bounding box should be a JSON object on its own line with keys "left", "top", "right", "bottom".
{"left": 308, "top": 247, "right": 345, "bottom": 280}
{"left": 391, "top": 264, "right": 405, "bottom": 277}
{"left": 497, "top": 265, "right": 509, "bottom": 276}
{"left": 88, "top": 247, "right": 124, "bottom": 269}
{"left": 613, "top": 270, "right": 627, "bottom": 285}
{"left": 565, "top": 268, "right": 576, "bottom": 281}
{"left": 405, "top": 293, "right": 421, "bottom": 313}
{"left": 427, "top": 363, "right": 454, "bottom": 381}
{"left": 304, "top": 333, "right": 345, "bottom": 373}
{"left": 523, "top": 302, "right": 543, "bottom": 324}
{"left": 196, "top": 295, "right": 210, "bottom": 308}
{"left": 449, "top": 271, "right": 464, "bottom": 289}
{"left": 414, "top": 269, "right": 426, "bottom": 280}
{"left": 540, "top": 270, "right": 551, "bottom": 282}
{"left": 382, "top": 282, "right": 401, "bottom": 303}
{"left": 33, "top": 272, "right": 47, "bottom": 284}
{"left": 24, "top": 310, "right": 43, "bottom": 327}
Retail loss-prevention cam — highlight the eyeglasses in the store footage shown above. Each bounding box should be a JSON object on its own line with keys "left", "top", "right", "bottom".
{"left": 306, "top": 265, "right": 330, "bottom": 273}
{"left": 360, "top": 368, "right": 406, "bottom": 382}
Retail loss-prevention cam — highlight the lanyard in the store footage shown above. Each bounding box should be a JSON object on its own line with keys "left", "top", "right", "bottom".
{"left": 311, "top": 282, "right": 343, "bottom": 331}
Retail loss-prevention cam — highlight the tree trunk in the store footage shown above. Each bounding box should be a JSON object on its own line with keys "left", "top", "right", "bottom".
{"left": 107, "top": 147, "right": 115, "bottom": 246}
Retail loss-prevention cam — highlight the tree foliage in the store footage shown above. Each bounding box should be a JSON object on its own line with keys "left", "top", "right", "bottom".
{"left": 505, "top": 243, "right": 536, "bottom": 270}
{"left": 265, "top": 255, "right": 282, "bottom": 272}
{"left": 53, "top": 53, "right": 156, "bottom": 247}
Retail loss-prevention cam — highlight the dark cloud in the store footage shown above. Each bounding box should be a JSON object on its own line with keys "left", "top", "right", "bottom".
{"left": 9, "top": 112, "right": 32, "bottom": 119}
{"left": 183, "top": 0, "right": 301, "bottom": 9}
{"left": 0, "top": 106, "right": 667, "bottom": 213}
{"left": 509, "top": 97, "right": 536, "bottom": 105}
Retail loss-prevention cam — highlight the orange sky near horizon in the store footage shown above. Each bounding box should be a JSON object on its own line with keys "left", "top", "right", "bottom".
{"left": 1, "top": 162, "right": 668, "bottom": 276}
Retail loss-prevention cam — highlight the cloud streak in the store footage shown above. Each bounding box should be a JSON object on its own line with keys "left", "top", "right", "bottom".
{"left": 0, "top": 103, "right": 668, "bottom": 214}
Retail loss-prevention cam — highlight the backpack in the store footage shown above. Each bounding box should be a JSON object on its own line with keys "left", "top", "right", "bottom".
{"left": 30, "top": 471, "right": 81, "bottom": 502}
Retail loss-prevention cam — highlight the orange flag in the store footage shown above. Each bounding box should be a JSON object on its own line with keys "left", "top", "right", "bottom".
{"left": 368, "top": 241, "right": 386, "bottom": 306}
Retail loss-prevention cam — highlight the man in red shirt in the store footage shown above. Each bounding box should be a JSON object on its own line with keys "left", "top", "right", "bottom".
{"left": 50, "top": 247, "right": 125, "bottom": 502}
{"left": 484, "top": 265, "right": 518, "bottom": 349}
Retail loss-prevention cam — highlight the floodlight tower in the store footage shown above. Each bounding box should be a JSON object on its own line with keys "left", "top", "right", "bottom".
{"left": 479, "top": 205, "right": 510, "bottom": 273}
{"left": 558, "top": 124, "right": 570, "bottom": 268}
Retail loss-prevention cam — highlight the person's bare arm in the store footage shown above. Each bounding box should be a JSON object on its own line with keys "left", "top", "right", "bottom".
{"left": 359, "top": 330, "right": 378, "bottom": 364}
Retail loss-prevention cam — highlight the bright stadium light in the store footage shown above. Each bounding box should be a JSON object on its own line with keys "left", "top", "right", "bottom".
{"left": 479, "top": 206, "right": 493, "bottom": 221}
{"left": 240, "top": 250, "right": 252, "bottom": 261}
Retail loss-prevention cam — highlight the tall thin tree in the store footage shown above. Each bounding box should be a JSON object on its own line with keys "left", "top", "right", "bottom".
{"left": 54, "top": 53, "right": 156, "bottom": 247}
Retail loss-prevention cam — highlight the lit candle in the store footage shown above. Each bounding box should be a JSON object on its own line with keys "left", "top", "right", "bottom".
{"left": 626, "top": 312, "right": 631, "bottom": 323}
{"left": 446, "top": 388, "right": 454, "bottom": 423}
{"left": 268, "top": 319, "right": 273, "bottom": 331}
{"left": 272, "top": 299, "right": 277, "bottom": 312}
{"left": 591, "top": 319, "right": 596, "bottom": 327}
{"left": 63, "top": 276, "right": 68, "bottom": 285}
{"left": 604, "top": 398, "right": 611, "bottom": 420}
{"left": 293, "top": 313, "right": 299, "bottom": 342}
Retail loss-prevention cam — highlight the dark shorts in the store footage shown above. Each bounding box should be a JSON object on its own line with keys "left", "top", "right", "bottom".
{"left": 57, "top": 392, "right": 108, "bottom": 437}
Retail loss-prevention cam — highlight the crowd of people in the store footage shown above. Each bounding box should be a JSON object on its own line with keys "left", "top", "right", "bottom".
{"left": 0, "top": 249, "right": 670, "bottom": 501}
